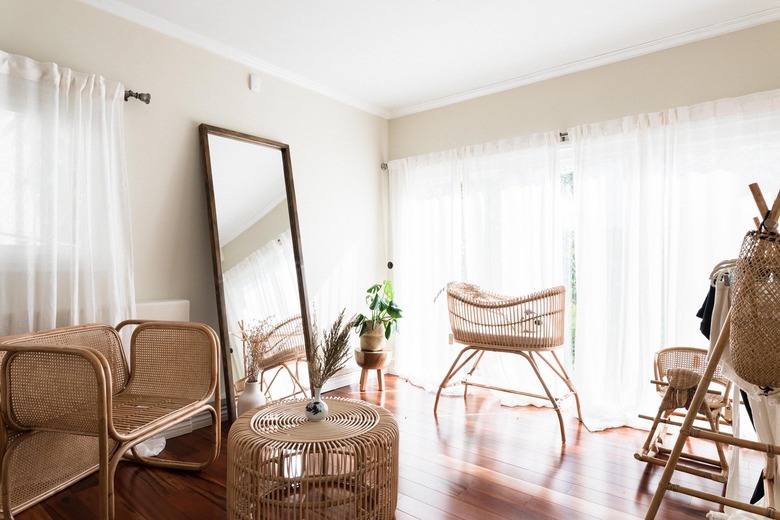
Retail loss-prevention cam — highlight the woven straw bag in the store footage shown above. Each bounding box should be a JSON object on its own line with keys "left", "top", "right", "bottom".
{"left": 730, "top": 229, "right": 780, "bottom": 389}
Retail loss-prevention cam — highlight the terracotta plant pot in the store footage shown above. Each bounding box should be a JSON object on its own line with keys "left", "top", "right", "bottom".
{"left": 360, "top": 321, "right": 387, "bottom": 351}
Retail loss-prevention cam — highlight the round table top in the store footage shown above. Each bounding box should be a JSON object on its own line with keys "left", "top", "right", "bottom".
{"left": 244, "top": 397, "right": 391, "bottom": 444}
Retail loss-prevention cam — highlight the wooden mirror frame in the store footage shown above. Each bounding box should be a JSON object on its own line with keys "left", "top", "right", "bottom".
{"left": 199, "top": 124, "right": 313, "bottom": 422}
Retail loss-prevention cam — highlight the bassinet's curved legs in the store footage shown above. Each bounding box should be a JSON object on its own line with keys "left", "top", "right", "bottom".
{"left": 259, "top": 366, "right": 276, "bottom": 399}
{"left": 285, "top": 362, "right": 309, "bottom": 399}
{"left": 434, "top": 347, "right": 480, "bottom": 416}
{"left": 434, "top": 346, "right": 578, "bottom": 443}
{"left": 548, "top": 351, "right": 582, "bottom": 422}
{"left": 255, "top": 362, "right": 309, "bottom": 402}
{"left": 524, "top": 351, "right": 568, "bottom": 444}
{"left": 464, "top": 351, "right": 486, "bottom": 399}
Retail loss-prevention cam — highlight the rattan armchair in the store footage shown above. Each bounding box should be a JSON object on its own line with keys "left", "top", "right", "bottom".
{"left": 634, "top": 346, "right": 732, "bottom": 483}
{"left": 434, "top": 283, "right": 581, "bottom": 443}
{"left": 0, "top": 320, "right": 221, "bottom": 520}
{"left": 235, "top": 314, "right": 308, "bottom": 402}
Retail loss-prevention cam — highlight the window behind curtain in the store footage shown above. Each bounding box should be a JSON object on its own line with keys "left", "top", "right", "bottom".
{"left": 389, "top": 88, "right": 780, "bottom": 429}
{"left": 0, "top": 50, "right": 135, "bottom": 334}
{"left": 388, "top": 133, "right": 569, "bottom": 395}
{"left": 572, "top": 91, "right": 780, "bottom": 430}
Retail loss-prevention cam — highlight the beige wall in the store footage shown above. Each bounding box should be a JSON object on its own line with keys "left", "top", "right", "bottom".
{"left": 389, "top": 20, "right": 780, "bottom": 159}
{"left": 1, "top": 0, "right": 389, "bottom": 335}
{"left": 4, "top": 0, "right": 779, "bottom": 387}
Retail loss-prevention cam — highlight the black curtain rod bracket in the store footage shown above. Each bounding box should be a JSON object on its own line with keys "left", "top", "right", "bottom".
{"left": 124, "top": 90, "right": 151, "bottom": 104}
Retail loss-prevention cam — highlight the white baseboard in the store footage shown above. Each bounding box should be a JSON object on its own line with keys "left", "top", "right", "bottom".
{"left": 322, "top": 368, "right": 360, "bottom": 393}
{"left": 162, "top": 412, "right": 215, "bottom": 439}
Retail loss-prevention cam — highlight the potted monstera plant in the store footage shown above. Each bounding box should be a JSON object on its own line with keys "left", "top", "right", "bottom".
{"left": 354, "top": 280, "right": 402, "bottom": 351}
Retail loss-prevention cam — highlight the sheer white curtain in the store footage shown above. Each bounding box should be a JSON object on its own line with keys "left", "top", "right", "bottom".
{"left": 223, "top": 230, "right": 300, "bottom": 377}
{"left": 388, "top": 132, "right": 567, "bottom": 394}
{"left": 571, "top": 89, "right": 780, "bottom": 430}
{"left": 0, "top": 50, "right": 135, "bottom": 334}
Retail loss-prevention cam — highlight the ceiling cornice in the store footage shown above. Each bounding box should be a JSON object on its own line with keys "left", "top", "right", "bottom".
{"left": 80, "top": 0, "right": 780, "bottom": 121}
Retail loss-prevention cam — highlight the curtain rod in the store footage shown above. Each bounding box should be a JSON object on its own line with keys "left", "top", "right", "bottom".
{"left": 124, "top": 89, "right": 151, "bottom": 104}
{"left": 381, "top": 131, "right": 570, "bottom": 170}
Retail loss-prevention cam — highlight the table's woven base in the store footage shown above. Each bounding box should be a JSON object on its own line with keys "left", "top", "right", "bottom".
{"left": 227, "top": 398, "right": 399, "bottom": 520}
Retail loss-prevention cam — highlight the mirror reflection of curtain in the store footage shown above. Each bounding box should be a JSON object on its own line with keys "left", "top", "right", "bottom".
{"left": 223, "top": 229, "right": 299, "bottom": 377}
{"left": 388, "top": 132, "right": 567, "bottom": 398}
{"left": 0, "top": 50, "right": 135, "bottom": 334}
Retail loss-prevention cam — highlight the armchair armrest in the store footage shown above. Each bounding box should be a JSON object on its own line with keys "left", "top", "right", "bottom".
{"left": 0, "top": 344, "right": 112, "bottom": 435}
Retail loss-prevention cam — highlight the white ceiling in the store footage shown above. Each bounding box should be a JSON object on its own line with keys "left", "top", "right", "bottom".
{"left": 83, "top": 0, "right": 780, "bottom": 118}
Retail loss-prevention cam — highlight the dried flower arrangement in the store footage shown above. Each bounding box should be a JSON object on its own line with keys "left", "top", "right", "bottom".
{"left": 239, "top": 316, "right": 293, "bottom": 383}
{"left": 306, "top": 309, "right": 356, "bottom": 389}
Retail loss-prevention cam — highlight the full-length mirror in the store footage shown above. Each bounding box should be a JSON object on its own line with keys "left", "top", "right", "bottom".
{"left": 199, "top": 124, "right": 312, "bottom": 422}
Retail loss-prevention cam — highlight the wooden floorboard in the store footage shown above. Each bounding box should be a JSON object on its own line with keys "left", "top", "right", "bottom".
{"left": 14, "top": 375, "right": 762, "bottom": 519}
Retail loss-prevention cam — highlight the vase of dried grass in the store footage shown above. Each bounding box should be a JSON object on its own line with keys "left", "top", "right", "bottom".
{"left": 304, "top": 387, "right": 329, "bottom": 421}
{"left": 237, "top": 380, "right": 266, "bottom": 417}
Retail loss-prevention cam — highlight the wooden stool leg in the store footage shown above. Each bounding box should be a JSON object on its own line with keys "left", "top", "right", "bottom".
{"left": 377, "top": 369, "right": 384, "bottom": 391}
{"left": 360, "top": 369, "right": 369, "bottom": 392}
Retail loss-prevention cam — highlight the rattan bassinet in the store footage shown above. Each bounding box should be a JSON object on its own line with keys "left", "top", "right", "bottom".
{"left": 435, "top": 282, "right": 581, "bottom": 443}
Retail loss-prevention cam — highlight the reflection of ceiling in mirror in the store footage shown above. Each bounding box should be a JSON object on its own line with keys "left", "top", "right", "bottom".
{"left": 209, "top": 133, "right": 286, "bottom": 247}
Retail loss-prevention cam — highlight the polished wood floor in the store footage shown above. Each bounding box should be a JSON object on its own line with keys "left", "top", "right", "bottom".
{"left": 16, "top": 375, "right": 762, "bottom": 519}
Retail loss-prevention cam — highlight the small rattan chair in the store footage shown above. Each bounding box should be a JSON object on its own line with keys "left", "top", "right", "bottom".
{"left": 434, "top": 283, "right": 581, "bottom": 443}
{"left": 634, "top": 347, "right": 732, "bottom": 483}
{"left": 235, "top": 314, "right": 308, "bottom": 402}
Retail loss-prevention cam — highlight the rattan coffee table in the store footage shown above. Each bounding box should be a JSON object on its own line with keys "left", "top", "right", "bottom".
{"left": 227, "top": 397, "right": 399, "bottom": 520}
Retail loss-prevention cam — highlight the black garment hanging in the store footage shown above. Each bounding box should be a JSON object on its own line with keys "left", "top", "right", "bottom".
{"left": 696, "top": 285, "right": 716, "bottom": 340}
{"left": 696, "top": 283, "right": 764, "bottom": 503}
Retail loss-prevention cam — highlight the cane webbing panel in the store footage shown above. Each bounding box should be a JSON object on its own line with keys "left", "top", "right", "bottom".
{"left": 2, "top": 325, "right": 127, "bottom": 394}
{"left": 227, "top": 398, "right": 399, "bottom": 520}
{"left": 4, "top": 350, "right": 103, "bottom": 433}
{"left": 731, "top": 230, "right": 780, "bottom": 388}
{"left": 126, "top": 324, "right": 215, "bottom": 401}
